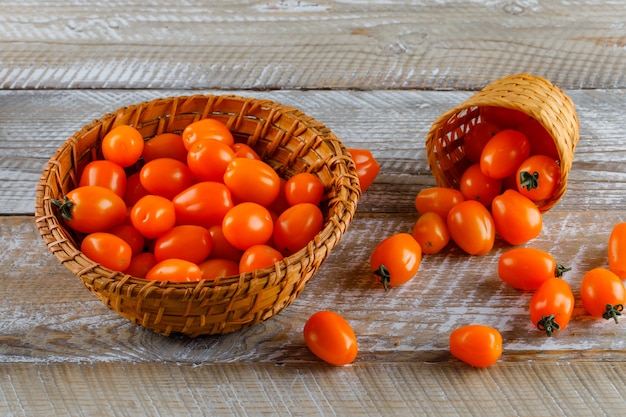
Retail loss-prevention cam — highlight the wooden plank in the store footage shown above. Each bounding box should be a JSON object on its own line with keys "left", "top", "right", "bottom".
{"left": 0, "top": 1, "right": 624, "bottom": 90}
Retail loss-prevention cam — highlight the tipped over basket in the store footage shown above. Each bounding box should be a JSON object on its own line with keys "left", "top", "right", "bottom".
{"left": 425, "top": 73, "right": 580, "bottom": 211}
{"left": 34, "top": 94, "right": 361, "bottom": 337}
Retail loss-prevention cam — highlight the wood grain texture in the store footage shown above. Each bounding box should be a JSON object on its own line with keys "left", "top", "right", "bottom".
{"left": 0, "top": 0, "right": 624, "bottom": 90}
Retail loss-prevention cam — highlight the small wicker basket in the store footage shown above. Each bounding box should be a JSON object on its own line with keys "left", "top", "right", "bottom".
{"left": 34, "top": 94, "right": 361, "bottom": 337}
{"left": 425, "top": 73, "right": 579, "bottom": 211}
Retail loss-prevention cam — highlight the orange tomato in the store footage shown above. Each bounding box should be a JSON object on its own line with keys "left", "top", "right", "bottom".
{"left": 580, "top": 268, "right": 626, "bottom": 322}
{"left": 239, "top": 244, "right": 284, "bottom": 273}
{"left": 139, "top": 158, "right": 193, "bottom": 199}
{"left": 491, "top": 190, "right": 542, "bottom": 245}
{"left": 516, "top": 155, "right": 561, "bottom": 202}
{"left": 101, "top": 125, "right": 144, "bottom": 167}
{"left": 172, "top": 182, "right": 234, "bottom": 228}
{"left": 223, "top": 158, "right": 281, "bottom": 207}
{"left": 142, "top": 132, "right": 188, "bottom": 164}
{"left": 370, "top": 233, "right": 422, "bottom": 289}
{"left": 446, "top": 200, "right": 495, "bottom": 255}
{"left": 81, "top": 232, "right": 132, "bottom": 272}
{"left": 130, "top": 194, "right": 176, "bottom": 239}
{"left": 222, "top": 202, "right": 274, "bottom": 251}
{"left": 480, "top": 129, "right": 531, "bottom": 179}
{"left": 186, "top": 138, "right": 236, "bottom": 182}
{"left": 199, "top": 258, "right": 240, "bottom": 280}
{"left": 609, "top": 222, "right": 626, "bottom": 279}
{"left": 348, "top": 148, "right": 380, "bottom": 193}
{"left": 498, "top": 248, "right": 568, "bottom": 291}
{"left": 153, "top": 225, "right": 213, "bottom": 264}
{"left": 145, "top": 259, "right": 202, "bottom": 282}
{"left": 459, "top": 163, "right": 503, "bottom": 206}
{"left": 79, "top": 160, "right": 127, "bottom": 198}
{"left": 529, "top": 277, "right": 574, "bottom": 337}
{"left": 125, "top": 252, "right": 158, "bottom": 278}
{"left": 273, "top": 203, "right": 324, "bottom": 256}
{"left": 284, "top": 172, "right": 325, "bottom": 206}
{"left": 412, "top": 212, "right": 450, "bottom": 255}
{"left": 414, "top": 187, "right": 464, "bottom": 219}
{"left": 182, "top": 118, "right": 234, "bottom": 150}
{"left": 449, "top": 325, "right": 502, "bottom": 368}
{"left": 303, "top": 311, "right": 358, "bottom": 366}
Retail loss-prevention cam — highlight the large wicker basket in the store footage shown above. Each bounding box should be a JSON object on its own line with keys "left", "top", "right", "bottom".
{"left": 34, "top": 94, "right": 361, "bottom": 337}
{"left": 425, "top": 73, "right": 579, "bottom": 211}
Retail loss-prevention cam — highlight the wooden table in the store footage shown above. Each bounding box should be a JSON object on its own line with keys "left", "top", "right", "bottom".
{"left": 2, "top": 1, "right": 626, "bottom": 415}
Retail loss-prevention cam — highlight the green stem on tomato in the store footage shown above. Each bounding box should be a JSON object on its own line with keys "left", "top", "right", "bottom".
{"left": 50, "top": 196, "right": 74, "bottom": 221}
{"left": 536, "top": 314, "right": 560, "bottom": 337}
{"left": 555, "top": 264, "right": 572, "bottom": 277}
{"left": 373, "top": 264, "right": 391, "bottom": 291}
{"left": 519, "top": 171, "right": 540, "bottom": 191}
{"left": 602, "top": 304, "right": 623, "bottom": 324}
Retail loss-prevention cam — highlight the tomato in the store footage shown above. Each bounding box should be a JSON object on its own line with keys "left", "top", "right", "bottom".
{"left": 101, "top": 125, "right": 144, "bottom": 167}
{"left": 273, "top": 203, "right": 324, "bottom": 256}
{"left": 51, "top": 185, "right": 127, "bottom": 233}
{"left": 608, "top": 222, "right": 626, "bottom": 279}
{"left": 172, "top": 182, "right": 234, "bottom": 228}
{"left": 303, "top": 311, "right": 358, "bottom": 366}
{"left": 348, "top": 148, "right": 380, "bottom": 193}
{"left": 464, "top": 121, "right": 501, "bottom": 163}
{"left": 123, "top": 172, "right": 150, "bottom": 207}
{"left": 223, "top": 158, "right": 281, "bottom": 207}
{"left": 199, "top": 258, "right": 239, "bottom": 280}
{"left": 491, "top": 190, "right": 542, "bottom": 245}
{"left": 222, "top": 202, "right": 274, "bottom": 251}
{"left": 182, "top": 118, "right": 234, "bottom": 150}
{"left": 186, "top": 138, "right": 236, "bottom": 182}
{"left": 412, "top": 212, "right": 450, "bottom": 255}
{"left": 480, "top": 106, "right": 530, "bottom": 129}
{"left": 239, "top": 244, "right": 284, "bottom": 273}
{"left": 207, "top": 225, "right": 244, "bottom": 262}
{"left": 459, "top": 163, "right": 503, "bottom": 206}
{"left": 284, "top": 173, "right": 325, "bottom": 206}
{"left": 517, "top": 117, "right": 560, "bottom": 160}
{"left": 130, "top": 194, "right": 176, "bottom": 239}
{"left": 269, "top": 178, "right": 291, "bottom": 215}
{"left": 80, "top": 232, "right": 132, "bottom": 272}
{"left": 142, "top": 133, "right": 188, "bottom": 164}
{"left": 480, "top": 129, "right": 531, "bottom": 179}
{"left": 145, "top": 258, "right": 202, "bottom": 282}
{"left": 449, "top": 325, "right": 502, "bottom": 368}
{"left": 231, "top": 143, "right": 261, "bottom": 160}
{"left": 446, "top": 200, "right": 495, "bottom": 255}
{"left": 580, "top": 268, "right": 626, "bottom": 323}
{"left": 153, "top": 225, "right": 213, "bottom": 264}
{"left": 516, "top": 155, "right": 560, "bottom": 202}
{"left": 414, "top": 187, "right": 464, "bottom": 219}
{"left": 79, "top": 160, "right": 127, "bottom": 198}
{"left": 529, "top": 277, "right": 574, "bottom": 337}
{"left": 139, "top": 158, "right": 193, "bottom": 199}
{"left": 498, "top": 248, "right": 569, "bottom": 291}
{"left": 370, "top": 233, "right": 422, "bottom": 290}
{"left": 107, "top": 224, "right": 145, "bottom": 256}
{"left": 125, "top": 252, "right": 157, "bottom": 278}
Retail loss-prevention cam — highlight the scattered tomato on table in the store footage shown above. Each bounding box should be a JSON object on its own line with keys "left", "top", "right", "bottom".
{"left": 303, "top": 311, "right": 358, "bottom": 366}
{"left": 449, "top": 324, "right": 503, "bottom": 368}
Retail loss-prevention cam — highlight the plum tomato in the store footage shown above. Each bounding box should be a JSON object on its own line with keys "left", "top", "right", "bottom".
{"left": 412, "top": 212, "right": 450, "bottom": 255}
{"left": 273, "top": 203, "right": 324, "bottom": 256}
{"left": 182, "top": 118, "right": 234, "bottom": 150}
{"left": 498, "top": 247, "right": 569, "bottom": 291}
{"left": 231, "top": 143, "right": 261, "bottom": 160}
{"left": 516, "top": 155, "right": 561, "bottom": 202}
{"left": 153, "top": 225, "right": 213, "bottom": 264}
{"left": 449, "top": 324, "right": 502, "bottom": 368}
{"left": 145, "top": 258, "right": 202, "bottom": 282}
{"left": 348, "top": 148, "right": 380, "bottom": 193}
{"left": 464, "top": 121, "right": 501, "bottom": 163}
{"left": 142, "top": 132, "right": 188, "bottom": 164}
{"left": 491, "top": 189, "right": 542, "bottom": 245}
{"left": 222, "top": 202, "right": 274, "bottom": 251}
{"left": 580, "top": 268, "right": 626, "bottom": 323}
{"left": 446, "top": 200, "right": 495, "bottom": 255}
{"left": 608, "top": 222, "right": 626, "bottom": 279}
{"left": 172, "top": 182, "right": 234, "bottom": 228}
{"left": 480, "top": 129, "right": 531, "bottom": 179}
{"left": 130, "top": 194, "right": 176, "bottom": 239}
{"left": 303, "top": 311, "right": 358, "bottom": 366}
{"left": 238, "top": 244, "right": 284, "bottom": 273}
{"left": 107, "top": 224, "right": 146, "bottom": 256}
{"left": 284, "top": 172, "right": 325, "bottom": 206}
{"left": 123, "top": 172, "right": 150, "bottom": 207}
{"left": 459, "top": 163, "right": 503, "bottom": 206}
{"left": 207, "top": 225, "right": 244, "bottom": 262}
{"left": 414, "top": 187, "right": 464, "bottom": 219}
{"left": 78, "top": 160, "right": 127, "bottom": 198}
{"left": 199, "top": 258, "right": 240, "bottom": 280}
{"left": 101, "top": 125, "right": 144, "bottom": 167}
{"left": 529, "top": 277, "right": 574, "bottom": 337}
{"left": 370, "top": 233, "right": 422, "bottom": 290}
{"left": 80, "top": 232, "right": 132, "bottom": 272}
{"left": 223, "top": 158, "right": 281, "bottom": 207}
{"left": 125, "top": 252, "right": 157, "bottom": 279}
{"left": 186, "top": 138, "right": 236, "bottom": 182}
{"left": 139, "top": 158, "right": 193, "bottom": 199}
{"left": 52, "top": 185, "right": 127, "bottom": 234}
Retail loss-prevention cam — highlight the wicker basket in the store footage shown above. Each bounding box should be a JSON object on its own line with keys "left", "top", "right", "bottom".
{"left": 34, "top": 94, "right": 361, "bottom": 337}
{"left": 425, "top": 73, "right": 579, "bottom": 211}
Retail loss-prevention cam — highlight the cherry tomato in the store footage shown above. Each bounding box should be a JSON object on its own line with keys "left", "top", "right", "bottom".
{"left": 348, "top": 148, "right": 380, "bottom": 193}
{"left": 370, "top": 233, "right": 422, "bottom": 290}
{"left": 199, "top": 258, "right": 240, "bottom": 280}
{"left": 222, "top": 202, "right": 274, "bottom": 251}
{"left": 142, "top": 132, "right": 188, "bottom": 164}
{"left": 123, "top": 172, "right": 150, "bottom": 207}
{"left": 239, "top": 244, "right": 284, "bottom": 273}
{"left": 187, "top": 138, "right": 236, "bottom": 182}
{"left": 284, "top": 172, "right": 325, "bottom": 206}
{"left": 223, "top": 158, "right": 281, "bottom": 207}
{"left": 517, "top": 117, "right": 559, "bottom": 160}
{"left": 516, "top": 155, "right": 560, "bottom": 202}
{"left": 145, "top": 258, "right": 202, "bottom": 282}
{"left": 273, "top": 203, "right": 324, "bottom": 256}
{"left": 480, "top": 106, "right": 530, "bottom": 129}
{"left": 412, "top": 212, "right": 450, "bottom": 255}
{"left": 414, "top": 187, "right": 464, "bottom": 219}
{"left": 207, "top": 225, "right": 244, "bottom": 262}
{"left": 303, "top": 311, "right": 358, "bottom": 366}
{"left": 231, "top": 143, "right": 261, "bottom": 160}
{"left": 269, "top": 178, "right": 291, "bottom": 215}
{"left": 153, "top": 225, "right": 213, "bottom": 264}
{"left": 182, "top": 118, "right": 234, "bottom": 150}
{"left": 446, "top": 200, "right": 495, "bottom": 255}
{"left": 130, "top": 194, "right": 176, "bottom": 239}
{"left": 607, "top": 222, "right": 626, "bottom": 279}
{"left": 107, "top": 224, "right": 145, "bottom": 256}
{"left": 125, "top": 252, "right": 157, "bottom": 278}
{"left": 464, "top": 121, "right": 501, "bottom": 163}
{"left": 498, "top": 248, "right": 569, "bottom": 291}
{"left": 51, "top": 185, "right": 127, "bottom": 233}
{"left": 459, "top": 163, "right": 503, "bottom": 206}
{"left": 81, "top": 232, "right": 132, "bottom": 272}
{"left": 172, "top": 182, "right": 234, "bottom": 228}
{"left": 580, "top": 268, "right": 626, "bottom": 323}
{"left": 480, "top": 129, "right": 531, "bottom": 179}
{"left": 101, "top": 125, "right": 144, "bottom": 167}
{"left": 529, "top": 277, "right": 574, "bottom": 337}
{"left": 79, "top": 160, "right": 127, "bottom": 198}
{"left": 491, "top": 189, "right": 542, "bottom": 245}
{"left": 449, "top": 325, "right": 502, "bottom": 368}
{"left": 139, "top": 158, "right": 193, "bottom": 199}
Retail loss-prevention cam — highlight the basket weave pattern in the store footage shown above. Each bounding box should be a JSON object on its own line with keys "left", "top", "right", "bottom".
{"left": 34, "top": 94, "right": 361, "bottom": 337}
{"left": 426, "top": 73, "right": 580, "bottom": 211}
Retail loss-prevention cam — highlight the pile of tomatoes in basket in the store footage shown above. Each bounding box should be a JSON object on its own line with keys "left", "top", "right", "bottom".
{"left": 53, "top": 119, "right": 340, "bottom": 282}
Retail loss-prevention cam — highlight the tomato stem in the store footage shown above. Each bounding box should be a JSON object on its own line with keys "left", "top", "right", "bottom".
{"left": 373, "top": 265, "right": 391, "bottom": 291}
{"left": 555, "top": 264, "right": 571, "bottom": 277}
{"left": 50, "top": 196, "right": 74, "bottom": 221}
{"left": 536, "top": 314, "right": 560, "bottom": 337}
{"left": 519, "top": 171, "right": 540, "bottom": 191}
{"left": 602, "top": 304, "right": 624, "bottom": 324}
